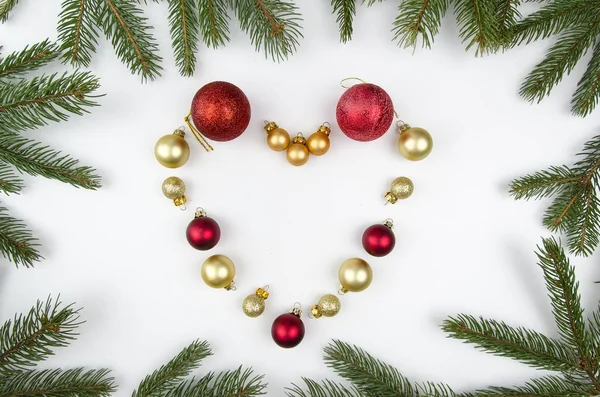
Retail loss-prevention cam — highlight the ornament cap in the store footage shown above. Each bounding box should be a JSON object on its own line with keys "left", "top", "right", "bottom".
{"left": 264, "top": 121, "right": 278, "bottom": 133}
{"left": 338, "top": 286, "right": 349, "bottom": 295}
{"left": 173, "top": 127, "right": 186, "bottom": 138}
{"left": 385, "top": 192, "right": 398, "bottom": 204}
{"left": 383, "top": 218, "right": 394, "bottom": 229}
{"left": 316, "top": 122, "right": 331, "bottom": 136}
{"left": 289, "top": 302, "right": 303, "bottom": 317}
{"left": 174, "top": 195, "right": 187, "bottom": 209}
{"left": 292, "top": 133, "right": 307, "bottom": 145}
{"left": 256, "top": 286, "right": 270, "bottom": 300}
{"left": 397, "top": 120, "right": 411, "bottom": 132}
{"left": 224, "top": 280, "right": 237, "bottom": 291}
{"left": 310, "top": 305, "right": 322, "bottom": 319}
{"left": 194, "top": 207, "right": 207, "bottom": 218}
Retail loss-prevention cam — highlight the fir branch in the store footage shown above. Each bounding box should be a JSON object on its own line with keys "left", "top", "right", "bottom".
{"left": 0, "top": 133, "right": 102, "bottom": 190}
{"left": 96, "top": 0, "right": 163, "bottom": 81}
{"left": 0, "top": 206, "right": 41, "bottom": 267}
{"left": 286, "top": 378, "right": 362, "bottom": 397}
{"left": 57, "top": 0, "right": 101, "bottom": 67}
{"left": 392, "top": 0, "right": 449, "bottom": 49}
{"left": 0, "top": 162, "right": 23, "bottom": 195}
{"left": 323, "top": 340, "right": 415, "bottom": 397}
{"left": 0, "top": 40, "right": 60, "bottom": 80}
{"left": 571, "top": 40, "right": 600, "bottom": 117}
{"left": 167, "top": 0, "right": 199, "bottom": 77}
{"left": 442, "top": 314, "right": 580, "bottom": 373}
{"left": 164, "top": 367, "right": 267, "bottom": 397}
{"left": 476, "top": 375, "right": 598, "bottom": 396}
{"left": 0, "top": 71, "right": 101, "bottom": 133}
{"left": 0, "top": 368, "right": 115, "bottom": 397}
{"left": 132, "top": 340, "right": 212, "bottom": 397}
{"left": 454, "top": 0, "right": 500, "bottom": 56}
{"left": 232, "top": 0, "right": 303, "bottom": 61}
{"left": 0, "top": 297, "right": 80, "bottom": 372}
{"left": 198, "top": 0, "right": 231, "bottom": 49}
{"left": 331, "top": 0, "right": 355, "bottom": 44}
{"left": 496, "top": 0, "right": 521, "bottom": 46}
{"left": 0, "top": 0, "right": 19, "bottom": 22}
{"left": 509, "top": 166, "right": 580, "bottom": 200}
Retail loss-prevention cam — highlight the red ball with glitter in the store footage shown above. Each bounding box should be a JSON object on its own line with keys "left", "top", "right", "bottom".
{"left": 186, "top": 215, "right": 221, "bottom": 251}
{"left": 190, "top": 81, "right": 251, "bottom": 142}
{"left": 271, "top": 313, "right": 305, "bottom": 348}
{"left": 362, "top": 223, "right": 395, "bottom": 257}
{"left": 336, "top": 83, "right": 394, "bottom": 142}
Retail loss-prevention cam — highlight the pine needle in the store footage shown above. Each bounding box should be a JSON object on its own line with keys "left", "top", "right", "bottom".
{"left": 392, "top": 0, "right": 449, "bottom": 49}
{"left": 331, "top": 0, "right": 355, "bottom": 44}
{"left": 0, "top": 161, "right": 23, "bottom": 195}
{"left": 477, "top": 375, "right": 598, "bottom": 396}
{"left": 0, "top": 0, "right": 19, "bottom": 22}
{"left": 167, "top": 0, "right": 200, "bottom": 77}
{"left": 198, "top": 0, "right": 231, "bottom": 49}
{"left": 496, "top": 0, "right": 521, "bottom": 46}
{"left": 0, "top": 39, "right": 60, "bottom": 80}
{"left": 0, "top": 206, "right": 41, "bottom": 267}
{"left": 164, "top": 367, "right": 267, "bottom": 397}
{"left": 571, "top": 40, "right": 600, "bottom": 117}
{"left": 286, "top": 378, "right": 362, "bottom": 397}
{"left": 57, "top": 0, "right": 101, "bottom": 67}
{"left": 454, "top": 0, "right": 501, "bottom": 56}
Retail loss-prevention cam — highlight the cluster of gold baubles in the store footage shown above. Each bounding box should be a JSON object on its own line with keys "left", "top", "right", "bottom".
{"left": 264, "top": 121, "right": 332, "bottom": 166}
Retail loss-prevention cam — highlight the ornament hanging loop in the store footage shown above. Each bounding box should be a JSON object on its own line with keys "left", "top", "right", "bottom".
{"left": 383, "top": 218, "right": 394, "bottom": 229}
{"left": 340, "top": 77, "right": 368, "bottom": 88}
{"left": 194, "top": 207, "right": 207, "bottom": 218}
{"left": 185, "top": 112, "right": 214, "bottom": 152}
{"left": 225, "top": 280, "right": 237, "bottom": 291}
{"left": 290, "top": 302, "right": 303, "bottom": 317}
{"left": 397, "top": 120, "right": 411, "bottom": 132}
{"left": 338, "top": 286, "right": 348, "bottom": 295}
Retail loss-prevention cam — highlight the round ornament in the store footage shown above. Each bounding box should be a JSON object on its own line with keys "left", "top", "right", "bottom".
{"left": 339, "top": 258, "right": 373, "bottom": 293}
{"left": 385, "top": 177, "right": 414, "bottom": 204}
{"left": 306, "top": 124, "right": 331, "bottom": 156}
{"left": 271, "top": 309, "right": 305, "bottom": 348}
{"left": 161, "top": 176, "right": 187, "bottom": 208}
{"left": 264, "top": 121, "right": 291, "bottom": 151}
{"left": 154, "top": 129, "right": 190, "bottom": 168}
{"left": 186, "top": 208, "right": 221, "bottom": 251}
{"left": 336, "top": 83, "right": 394, "bottom": 142}
{"left": 311, "top": 294, "right": 341, "bottom": 318}
{"left": 362, "top": 220, "right": 395, "bottom": 257}
{"left": 397, "top": 123, "right": 433, "bottom": 161}
{"left": 201, "top": 254, "right": 235, "bottom": 289}
{"left": 242, "top": 287, "right": 269, "bottom": 318}
{"left": 286, "top": 134, "right": 309, "bottom": 166}
{"left": 190, "top": 81, "right": 251, "bottom": 142}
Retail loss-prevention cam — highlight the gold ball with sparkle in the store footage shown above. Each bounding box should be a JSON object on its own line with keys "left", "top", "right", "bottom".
{"left": 311, "top": 294, "right": 341, "bottom": 318}
{"left": 397, "top": 121, "right": 433, "bottom": 161}
{"left": 161, "top": 176, "right": 187, "bottom": 208}
{"left": 306, "top": 123, "right": 331, "bottom": 156}
{"left": 242, "top": 286, "right": 270, "bottom": 317}
{"left": 154, "top": 129, "right": 190, "bottom": 168}
{"left": 385, "top": 176, "right": 414, "bottom": 204}
{"left": 264, "top": 121, "right": 291, "bottom": 151}
{"left": 338, "top": 258, "right": 373, "bottom": 293}
{"left": 286, "top": 133, "right": 310, "bottom": 166}
{"left": 201, "top": 254, "right": 236, "bottom": 290}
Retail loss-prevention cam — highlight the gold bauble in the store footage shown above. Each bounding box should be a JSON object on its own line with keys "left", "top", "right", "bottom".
{"left": 306, "top": 132, "right": 330, "bottom": 156}
{"left": 201, "top": 254, "right": 235, "bottom": 289}
{"left": 267, "top": 128, "right": 291, "bottom": 151}
{"left": 286, "top": 135, "right": 309, "bottom": 166}
{"left": 318, "top": 294, "right": 341, "bottom": 317}
{"left": 338, "top": 258, "right": 373, "bottom": 293}
{"left": 242, "top": 295, "right": 265, "bottom": 317}
{"left": 155, "top": 132, "right": 190, "bottom": 168}
{"left": 398, "top": 127, "right": 433, "bottom": 161}
{"left": 161, "top": 176, "right": 186, "bottom": 199}
{"left": 389, "top": 176, "right": 414, "bottom": 201}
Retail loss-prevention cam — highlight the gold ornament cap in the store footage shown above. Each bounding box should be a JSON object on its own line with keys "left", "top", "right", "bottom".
{"left": 264, "top": 121, "right": 279, "bottom": 133}
{"left": 289, "top": 302, "right": 303, "bottom": 317}
{"left": 316, "top": 122, "right": 331, "bottom": 136}
{"left": 292, "top": 133, "right": 307, "bottom": 145}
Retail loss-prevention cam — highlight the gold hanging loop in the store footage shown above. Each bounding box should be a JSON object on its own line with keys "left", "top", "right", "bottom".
{"left": 185, "top": 112, "right": 214, "bottom": 152}
{"left": 340, "top": 77, "right": 368, "bottom": 88}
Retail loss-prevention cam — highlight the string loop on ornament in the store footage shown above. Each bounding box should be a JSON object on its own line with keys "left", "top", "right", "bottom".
{"left": 179, "top": 204, "right": 187, "bottom": 211}
{"left": 290, "top": 302, "right": 303, "bottom": 316}
{"left": 340, "top": 77, "right": 368, "bottom": 88}
{"left": 185, "top": 112, "right": 214, "bottom": 152}
{"left": 195, "top": 207, "right": 207, "bottom": 218}
{"left": 338, "top": 286, "right": 348, "bottom": 295}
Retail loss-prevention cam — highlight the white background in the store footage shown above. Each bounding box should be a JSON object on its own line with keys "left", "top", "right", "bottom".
{"left": 1, "top": 1, "right": 600, "bottom": 395}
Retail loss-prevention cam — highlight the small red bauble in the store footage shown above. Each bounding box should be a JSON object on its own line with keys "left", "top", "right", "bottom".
{"left": 190, "top": 81, "right": 251, "bottom": 142}
{"left": 271, "top": 313, "right": 305, "bottom": 348}
{"left": 186, "top": 209, "right": 221, "bottom": 251}
{"left": 362, "top": 221, "right": 395, "bottom": 257}
{"left": 336, "top": 83, "right": 394, "bottom": 142}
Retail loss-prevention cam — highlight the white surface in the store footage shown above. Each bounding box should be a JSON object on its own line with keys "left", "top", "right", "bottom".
{"left": 2, "top": 1, "right": 600, "bottom": 395}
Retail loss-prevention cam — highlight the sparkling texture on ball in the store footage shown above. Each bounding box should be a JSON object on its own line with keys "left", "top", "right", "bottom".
{"left": 336, "top": 83, "right": 394, "bottom": 142}
{"left": 267, "top": 128, "right": 291, "bottom": 151}
{"left": 362, "top": 224, "right": 396, "bottom": 257}
{"left": 161, "top": 177, "right": 186, "bottom": 199}
{"left": 398, "top": 127, "right": 433, "bottom": 161}
{"left": 242, "top": 295, "right": 265, "bottom": 317}
{"left": 318, "top": 294, "right": 341, "bottom": 317}
{"left": 201, "top": 254, "right": 235, "bottom": 288}
{"left": 154, "top": 134, "right": 190, "bottom": 168}
{"left": 271, "top": 313, "right": 305, "bottom": 348}
{"left": 186, "top": 217, "right": 221, "bottom": 251}
{"left": 306, "top": 132, "right": 330, "bottom": 155}
{"left": 391, "top": 177, "right": 414, "bottom": 199}
{"left": 339, "top": 258, "right": 373, "bottom": 292}
{"left": 190, "top": 81, "right": 251, "bottom": 142}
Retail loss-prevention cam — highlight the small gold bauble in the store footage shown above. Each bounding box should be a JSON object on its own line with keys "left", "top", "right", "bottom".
{"left": 286, "top": 135, "right": 309, "bottom": 166}
{"left": 267, "top": 128, "right": 291, "bottom": 151}
{"left": 201, "top": 254, "right": 235, "bottom": 289}
{"left": 338, "top": 258, "right": 373, "bottom": 293}
{"left": 154, "top": 131, "right": 190, "bottom": 168}
{"left": 318, "top": 294, "right": 341, "bottom": 317}
{"left": 398, "top": 126, "right": 433, "bottom": 161}
{"left": 306, "top": 132, "right": 330, "bottom": 156}
{"left": 385, "top": 176, "right": 414, "bottom": 204}
{"left": 242, "top": 295, "right": 265, "bottom": 317}
{"left": 161, "top": 176, "right": 186, "bottom": 199}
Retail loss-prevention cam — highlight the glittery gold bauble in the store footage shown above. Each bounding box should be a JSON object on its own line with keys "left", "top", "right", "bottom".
{"left": 161, "top": 177, "right": 186, "bottom": 199}
{"left": 307, "top": 131, "right": 330, "bottom": 156}
{"left": 201, "top": 254, "right": 235, "bottom": 289}
{"left": 154, "top": 131, "right": 190, "bottom": 168}
{"left": 398, "top": 126, "right": 433, "bottom": 161}
{"left": 286, "top": 134, "right": 309, "bottom": 166}
{"left": 338, "top": 258, "right": 372, "bottom": 293}
{"left": 318, "top": 294, "right": 341, "bottom": 317}
{"left": 267, "top": 128, "right": 291, "bottom": 151}
{"left": 242, "top": 295, "right": 265, "bottom": 317}
{"left": 386, "top": 176, "right": 414, "bottom": 204}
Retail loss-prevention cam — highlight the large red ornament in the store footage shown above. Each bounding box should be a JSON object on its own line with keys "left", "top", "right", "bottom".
{"left": 336, "top": 83, "right": 394, "bottom": 142}
{"left": 362, "top": 223, "right": 395, "bottom": 257}
{"left": 190, "top": 81, "right": 251, "bottom": 142}
{"left": 186, "top": 214, "right": 221, "bottom": 251}
{"left": 271, "top": 313, "right": 305, "bottom": 348}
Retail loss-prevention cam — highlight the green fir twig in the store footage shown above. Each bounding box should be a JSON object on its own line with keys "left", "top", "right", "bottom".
{"left": 0, "top": 162, "right": 23, "bottom": 195}
{"left": 57, "top": 0, "right": 101, "bottom": 67}
{"left": 286, "top": 378, "right": 362, "bottom": 397}
{"left": 198, "top": 0, "right": 231, "bottom": 49}
{"left": 392, "top": 0, "right": 449, "bottom": 49}
{"left": 0, "top": 39, "right": 60, "bottom": 79}
{"left": 331, "top": 0, "right": 355, "bottom": 44}
{"left": 0, "top": 207, "right": 41, "bottom": 267}
{"left": 0, "top": 0, "right": 19, "bottom": 22}
{"left": 167, "top": 0, "right": 200, "bottom": 77}
{"left": 163, "top": 367, "right": 267, "bottom": 397}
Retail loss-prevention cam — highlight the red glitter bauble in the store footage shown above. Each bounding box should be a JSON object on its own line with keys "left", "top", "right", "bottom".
{"left": 362, "top": 224, "right": 395, "bottom": 257}
{"left": 271, "top": 313, "right": 305, "bottom": 348}
{"left": 186, "top": 216, "right": 221, "bottom": 251}
{"left": 336, "top": 83, "right": 394, "bottom": 142}
{"left": 190, "top": 81, "right": 251, "bottom": 142}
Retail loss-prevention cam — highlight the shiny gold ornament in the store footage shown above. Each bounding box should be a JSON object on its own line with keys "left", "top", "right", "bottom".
{"left": 397, "top": 122, "right": 433, "bottom": 161}
{"left": 201, "top": 254, "right": 236, "bottom": 290}
{"left": 264, "top": 121, "right": 291, "bottom": 151}
{"left": 242, "top": 286, "right": 270, "bottom": 317}
{"left": 385, "top": 176, "right": 414, "bottom": 204}
{"left": 154, "top": 129, "right": 191, "bottom": 168}
{"left": 161, "top": 176, "right": 187, "bottom": 208}
{"left": 311, "top": 294, "right": 341, "bottom": 318}
{"left": 286, "top": 133, "right": 309, "bottom": 166}
{"left": 307, "top": 123, "right": 331, "bottom": 156}
{"left": 338, "top": 258, "right": 373, "bottom": 293}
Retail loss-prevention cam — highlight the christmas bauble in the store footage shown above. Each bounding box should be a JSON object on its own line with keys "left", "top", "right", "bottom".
{"left": 271, "top": 313, "right": 305, "bottom": 348}
{"left": 161, "top": 177, "right": 186, "bottom": 200}
{"left": 317, "top": 294, "right": 341, "bottom": 317}
{"left": 398, "top": 126, "right": 433, "bottom": 161}
{"left": 336, "top": 83, "right": 394, "bottom": 142}
{"left": 267, "top": 127, "right": 291, "bottom": 151}
{"left": 339, "top": 258, "right": 372, "bottom": 292}
{"left": 242, "top": 295, "right": 265, "bottom": 318}
{"left": 286, "top": 135, "right": 309, "bottom": 166}
{"left": 362, "top": 223, "right": 395, "bottom": 257}
{"left": 186, "top": 216, "right": 221, "bottom": 251}
{"left": 190, "top": 81, "right": 251, "bottom": 142}
{"left": 306, "top": 131, "right": 330, "bottom": 155}
{"left": 154, "top": 131, "right": 190, "bottom": 168}
{"left": 201, "top": 254, "right": 235, "bottom": 289}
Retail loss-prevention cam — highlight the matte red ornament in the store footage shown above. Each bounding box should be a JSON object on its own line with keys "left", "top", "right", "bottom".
{"left": 336, "top": 83, "right": 394, "bottom": 142}
{"left": 190, "top": 81, "right": 251, "bottom": 142}
{"left": 186, "top": 214, "right": 221, "bottom": 251}
{"left": 362, "top": 223, "right": 395, "bottom": 257}
{"left": 271, "top": 313, "right": 305, "bottom": 348}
